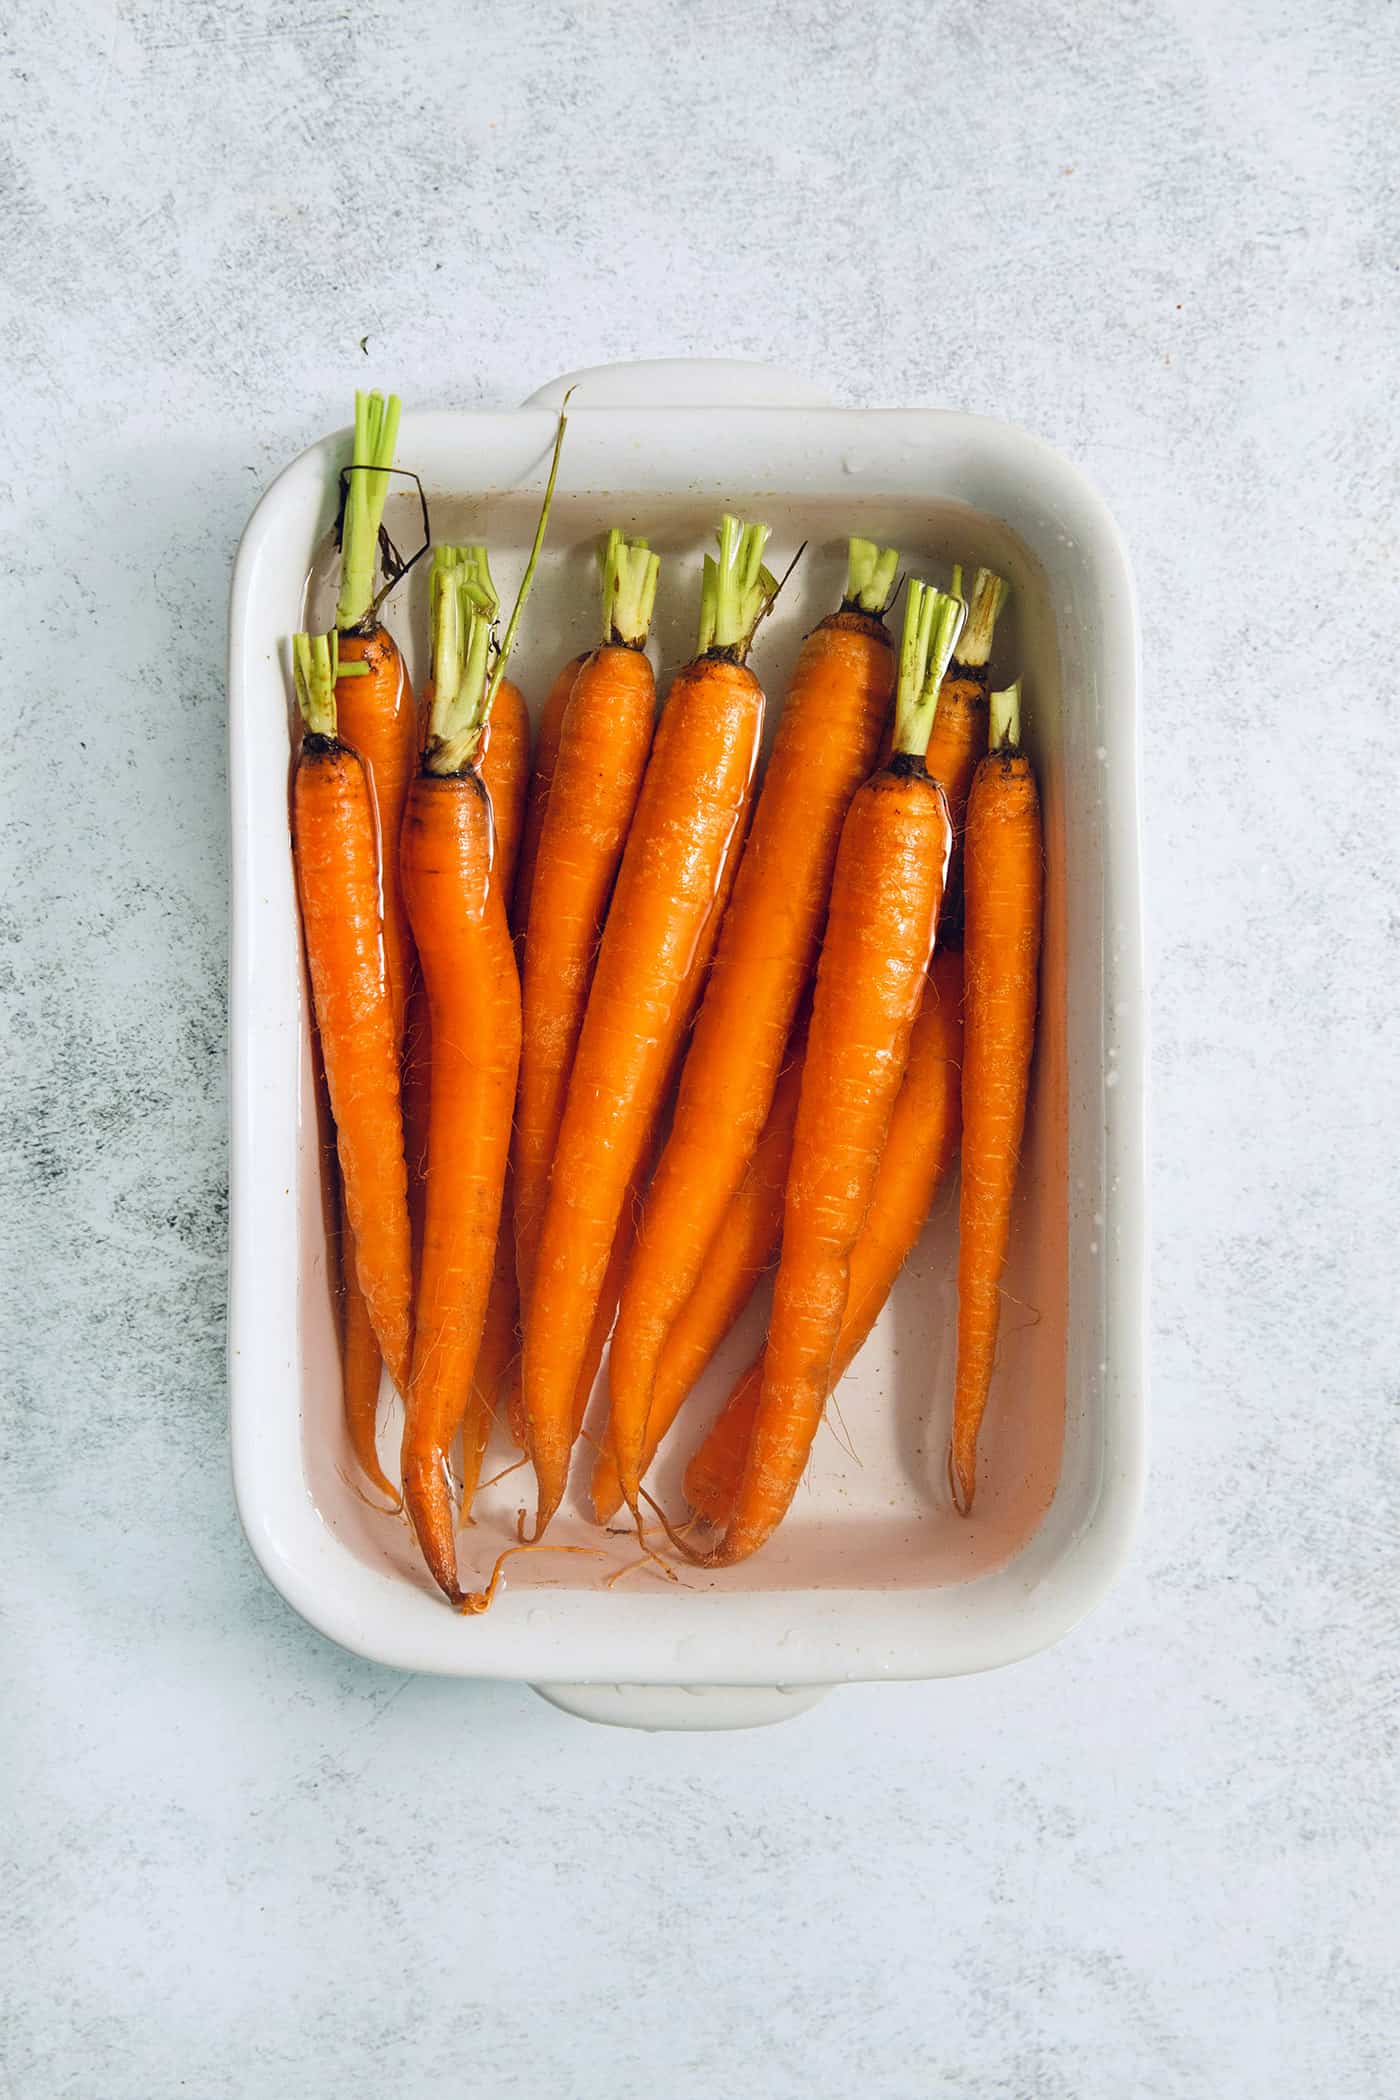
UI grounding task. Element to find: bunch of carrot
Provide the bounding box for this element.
[287,392,1043,1604]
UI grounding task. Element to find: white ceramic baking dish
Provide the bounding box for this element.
[228,359,1146,1731]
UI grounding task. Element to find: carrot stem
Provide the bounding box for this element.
[485,402,570,712]
[956,569,1011,671]
[843,537,900,617]
[335,390,402,633]
[292,631,360,737]
[892,580,966,760]
[989,677,1022,750]
[600,529,660,648]
[697,515,777,659]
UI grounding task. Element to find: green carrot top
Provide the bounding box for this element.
[697,515,778,661]
[892,578,967,759]
[292,630,366,738]
[335,389,402,634]
[600,529,661,649]
[842,537,900,618]
[955,567,1010,671]
[989,678,1023,752]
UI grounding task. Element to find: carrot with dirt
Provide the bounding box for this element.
[949,677,1042,1515]
[707,578,964,1566]
[521,517,777,1537]
[320,391,419,1499]
[604,538,900,1518]
[404,547,531,1194]
[512,532,660,1316]
[590,1017,806,1525]
[398,419,565,1600]
[291,633,413,1399]
[684,941,964,1524]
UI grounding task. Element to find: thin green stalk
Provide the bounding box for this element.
[892,579,968,758]
[335,389,402,633]
[989,678,1023,751]
[696,514,777,659]
[956,568,1010,670]
[484,400,570,714]
[600,528,660,648]
[425,403,569,773]
[843,536,900,616]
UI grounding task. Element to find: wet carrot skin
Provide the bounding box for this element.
[715,756,950,1565]
[591,1025,804,1525]
[606,611,893,1507]
[951,749,1042,1512]
[522,653,765,1531]
[292,736,413,1394]
[333,625,418,1030]
[686,942,964,1526]
[513,642,657,1314]
[400,769,521,1602]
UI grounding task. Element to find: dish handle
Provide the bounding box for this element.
[532,1682,828,1732]
[524,358,834,412]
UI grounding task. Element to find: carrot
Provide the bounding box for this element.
[514,650,589,934]
[604,539,899,1516]
[290,633,413,1395]
[685,942,964,1524]
[399,421,565,1600]
[404,552,529,1260]
[950,677,1042,1514]
[709,579,964,1565]
[590,1017,805,1524]
[521,517,777,1535]
[512,531,660,1318]
[328,391,417,1497]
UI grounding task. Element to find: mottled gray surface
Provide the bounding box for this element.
[2,1,1397,2094]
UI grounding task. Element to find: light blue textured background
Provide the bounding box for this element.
[3,3,1397,2095]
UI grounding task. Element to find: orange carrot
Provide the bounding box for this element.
[441,664,529,1519]
[950,678,1042,1513]
[325,392,417,1494]
[710,579,964,1565]
[605,539,899,1515]
[685,942,964,1524]
[398,424,564,1599]
[476,673,530,906]
[404,553,529,1264]
[290,634,413,1395]
[514,651,589,934]
[513,531,659,1317]
[590,1017,805,1524]
[521,517,777,1535]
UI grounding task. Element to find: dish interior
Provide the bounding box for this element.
[294,486,1071,1599]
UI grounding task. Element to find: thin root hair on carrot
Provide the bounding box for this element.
[459,1542,607,1615]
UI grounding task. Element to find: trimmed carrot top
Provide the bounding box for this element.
[696,515,778,660]
[842,536,901,617]
[893,577,968,759]
[292,630,366,736]
[600,529,661,649]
